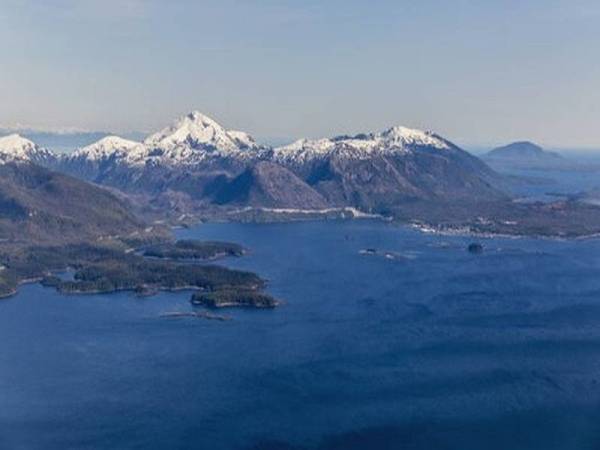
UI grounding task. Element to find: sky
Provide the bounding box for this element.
[1,0,600,149]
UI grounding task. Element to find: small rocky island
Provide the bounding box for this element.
[191,288,279,309]
[467,243,484,254]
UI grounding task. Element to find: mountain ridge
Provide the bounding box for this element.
[53,112,471,169]
[0,134,56,166]
[44,111,505,213]
[4,112,600,237]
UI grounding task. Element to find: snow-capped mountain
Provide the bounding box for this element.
[46,110,505,213]
[62,111,265,172]
[59,112,455,170]
[0,134,55,165]
[53,112,268,193]
[270,125,502,208]
[142,111,263,165]
[67,135,148,168]
[57,135,147,181]
[71,135,145,162]
[274,126,451,163]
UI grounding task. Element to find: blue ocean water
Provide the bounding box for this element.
[2,220,600,449]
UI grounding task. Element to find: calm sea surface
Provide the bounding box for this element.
[2,220,600,449]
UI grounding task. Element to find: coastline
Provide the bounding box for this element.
[0,277,44,300]
[5,214,600,301]
[0,239,271,304]
[172,210,600,242]
[408,222,600,241]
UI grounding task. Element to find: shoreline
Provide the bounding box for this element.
[54,284,206,296]
[408,223,600,242]
[0,237,272,304]
[5,217,599,301]
[0,277,44,300]
[172,212,600,242]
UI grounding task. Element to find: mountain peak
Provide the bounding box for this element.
[139,111,263,166]
[0,133,36,150]
[486,141,562,160]
[511,140,540,148]
[0,133,53,164]
[144,111,248,153]
[186,110,218,124]
[81,135,142,152]
[72,135,144,161]
[379,125,449,148]
[177,111,226,135]
[95,135,141,148]
[275,125,450,162]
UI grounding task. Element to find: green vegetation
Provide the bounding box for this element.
[54,257,261,294]
[0,162,146,245]
[0,267,18,298]
[0,239,277,308]
[0,163,274,304]
[191,288,279,309]
[143,240,245,260]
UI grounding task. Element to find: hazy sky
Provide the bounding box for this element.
[1,0,600,148]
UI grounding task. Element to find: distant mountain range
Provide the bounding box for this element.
[4,112,600,237]
[0,134,56,166]
[0,129,147,153]
[15,111,502,216]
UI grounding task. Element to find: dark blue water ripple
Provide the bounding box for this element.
[2,220,600,449]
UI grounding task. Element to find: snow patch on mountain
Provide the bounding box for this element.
[381,126,450,148]
[274,126,450,163]
[228,130,258,149]
[0,134,54,164]
[126,111,263,166]
[144,111,260,153]
[71,136,145,161]
[55,112,454,172]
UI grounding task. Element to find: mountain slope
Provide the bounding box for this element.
[0,162,144,244]
[271,127,505,210]
[212,161,328,208]
[274,126,451,162]
[59,135,147,181]
[10,112,600,237]
[484,141,565,169]
[51,111,507,216]
[143,111,264,164]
